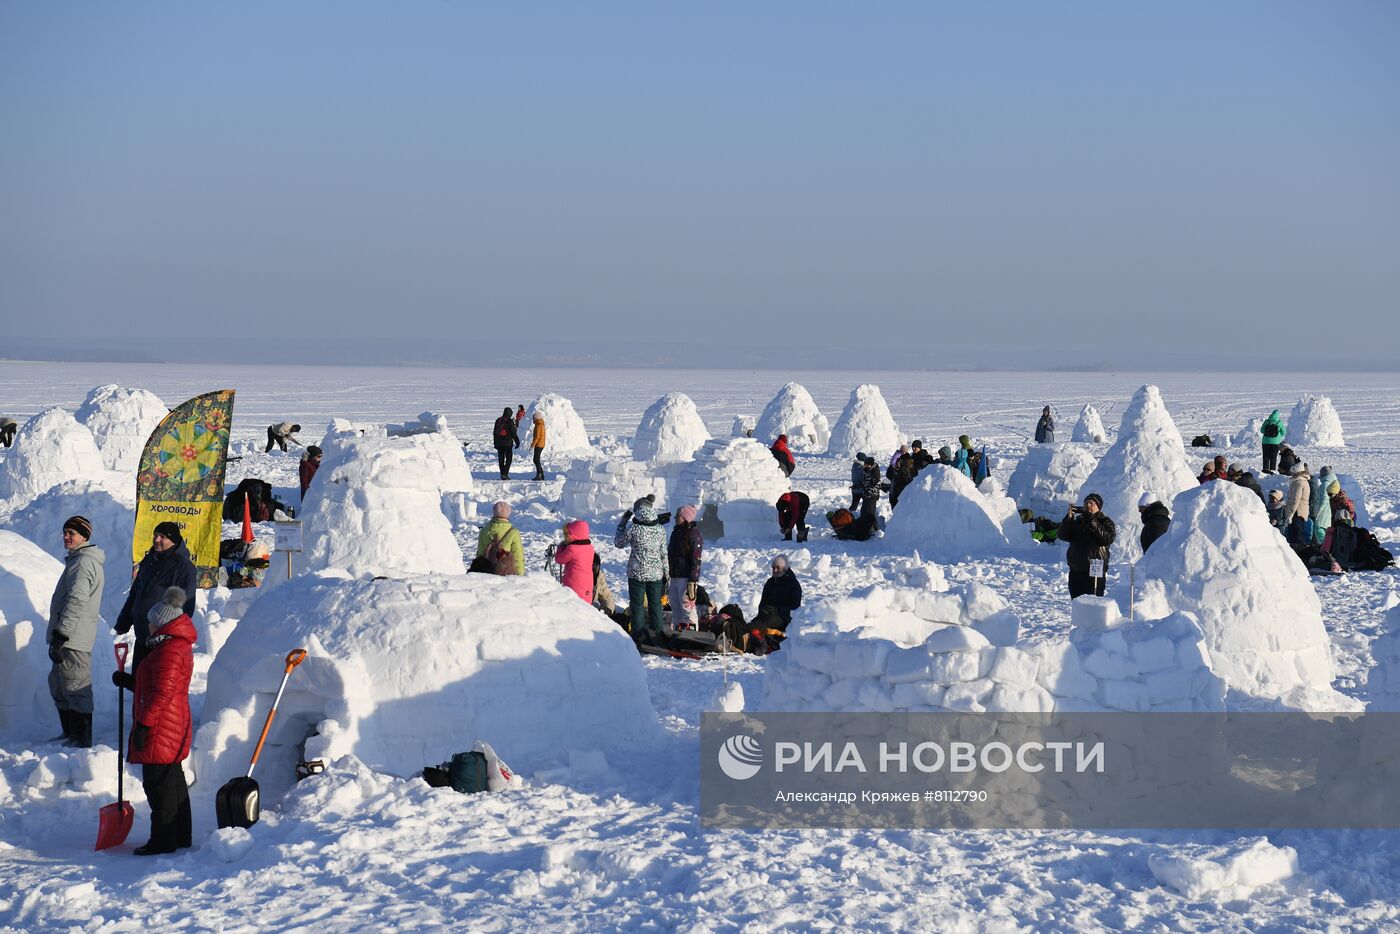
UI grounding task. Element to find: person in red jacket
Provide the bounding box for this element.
[112,586,195,856]
[298,445,322,500]
[553,520,595,603]
[769,435,795,477]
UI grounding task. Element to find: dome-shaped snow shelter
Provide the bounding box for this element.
[731,415,756,438]
[1078,385,1197,562]
[0,531,64,740]
[828,384,901,460]
[1285,396,1345,448]
[884,466,1012,562]
[1230,417,1264,449]
[633,393,711,463]
[192,572,661,808]
[672,438,791,541]
[75,385,168,474]
[0,408,107,510]
[1006,443,1099,520]
[1137,481,1345,706]
[525,393,591,455]
[300,430,469,578]
[754,383,830,452]
[1071,404,1108,443]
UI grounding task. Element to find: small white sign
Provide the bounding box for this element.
[274,520,303,553]
[1088,558,1105,579]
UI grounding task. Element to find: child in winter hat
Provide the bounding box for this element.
[147,587,188,631]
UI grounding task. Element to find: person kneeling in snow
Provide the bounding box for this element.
[553,520,594,603]
[1137,492,1170,554]
[476,502,525,575]
[1059,492,1116,599]
[112,587,194,856]
[668,505,704,630]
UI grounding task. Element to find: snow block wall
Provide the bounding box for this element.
[633,393,711,463]
[192,572,662,805]
[1137,482,1348,707]
[1285,396,1345,448]
[1078,385,1197,562]
[385,411,452,438]
[0,408,108,510]
[762,585,1225,714]
[1006,443,1099,520]
[731,415,756,438]
[0,532,66,739]
[1365,604,1400,711]
[526,393,591,455]
[828,384,901,460]
[1230,417,1264,449]
[884,466,1013,561]
[559,458,671,520]
[1071,404,1107,443]
[74,384,168,474]
[673,438,791,541]
[300,431,468,578]
[754,383,830,452]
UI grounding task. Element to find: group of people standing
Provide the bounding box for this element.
[492,405,546,481]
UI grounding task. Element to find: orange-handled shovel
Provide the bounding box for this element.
[95,643,134,850]
[215,649,308,829]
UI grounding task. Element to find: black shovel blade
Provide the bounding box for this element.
[215,776,261,829]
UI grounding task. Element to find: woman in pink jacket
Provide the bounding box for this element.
[554,520,595,603]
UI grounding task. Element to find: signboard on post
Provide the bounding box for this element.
[274,520,302,580]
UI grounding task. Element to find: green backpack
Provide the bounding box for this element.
[448,751,491,794]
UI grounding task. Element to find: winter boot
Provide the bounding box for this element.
[782,528,792,541]
[64,713,92,748]
[48,709,73,744]
[797,524,809,543]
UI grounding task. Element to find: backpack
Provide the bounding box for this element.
[1347,528,1395,572]
[484,535,516,575]
[1190,435,1213,448]
[448,751,491,793]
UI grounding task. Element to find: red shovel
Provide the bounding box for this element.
[96,642,135,850]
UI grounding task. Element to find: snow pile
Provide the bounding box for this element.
[0,408,108,509]
[1071,404,1108,443]
[633,393,711,463]
[979,477,1029,545]
[1006,443,1099,519]
[385,411,451,438]
[1230,416,1264,449]
[0,532,65,739]
[1365,604,1400,711]
[5,480,136,621]
[1149,838,1298,900]
[526,393,591,454]
[1285,395,1345,448]
[754,383,830,452]
[827,384,900,460]
[730,415,755,437]
[300,431,469,578]
[672,439,790,541]
[74,385,168,474]
[1078,385,1197,562]
[192,572,661,806]
[1137,481,1347,707]
[559,458,670,519]
[883,466,1011,561]
[763,585,1224,714]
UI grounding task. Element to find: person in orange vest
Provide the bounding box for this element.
[529,414,547,481]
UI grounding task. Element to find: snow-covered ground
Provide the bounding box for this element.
[1,362,1398,931]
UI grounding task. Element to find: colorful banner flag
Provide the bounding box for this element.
[132,390,236,588]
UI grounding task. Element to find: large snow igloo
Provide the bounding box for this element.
[828,384,901,459]
[74,384,169,474]
[1071,404,1108,443]
[526,393,591,455]
[1285,395,1345,448]
[1077,385,1197,562]
[1137,481,1356,709]
[0,408,108,510]
[1006,442,1099,520]
[673,438,791,541]
[633,393,711,463]
[884,466,1014,562]
[192,573,662,805]
[754,382,830,452]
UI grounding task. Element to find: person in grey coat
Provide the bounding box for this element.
[615,495,669,645]
[1035,406,1055,443]
[47,516,105,747]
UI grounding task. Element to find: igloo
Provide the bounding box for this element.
[1230,416,1264,449]
[828,384,901,459]
[559,458,670,520]
[1006,443,1099,520]
[74,385,169,474]
[1137,482,1347,706]
[884,466,1012,562]
[979,476,1030,546]
[1071,404,1108,443]
[192,572,661,805]
[731,415,756,438]
[300,430,470,578]
[754,383,830,452]
[1077,385,1197,562]
[1285,396,1345,448]
[0,408,108,509]
[672,438,790,541]
[526,393,591,455]
[633,393,711,463]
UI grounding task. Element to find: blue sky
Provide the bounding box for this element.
[2,2,1396,363]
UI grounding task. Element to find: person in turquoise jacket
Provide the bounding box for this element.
[1260,410,1286,474]
[952,436,973,478]
[1309,467,1336,546]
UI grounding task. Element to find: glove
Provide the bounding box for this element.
[48,639,66,663]
[685,581,697,602]
[112,670,135,690]
[113,618,132,636]
[133,724,150,751]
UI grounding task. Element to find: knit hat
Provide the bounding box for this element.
[1084,493,1104,509]
[307,445,323,458]
[959,435,972,449]
[938,446,952,459]
[1228,463,1242,474]
[677,504,697,523]
[912,440,923,450]
[153,521,182,545]
[855,452,865,462]
[1327,481,1340,495]
[62,515,92,541]
[492,501,511,519]
[147,587,186,630]
[1269,490,1283,501]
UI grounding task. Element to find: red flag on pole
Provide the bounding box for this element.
[241,493,255,544]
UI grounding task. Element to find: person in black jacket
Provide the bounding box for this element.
[1138,492,1171,554]
[492,407,520,479]
[115,522,197,669]
[1231,465,1266,504]
[667,505,704,630]
[1058,493,1116,599]
[759,555,802,630]
[859,457,882,518]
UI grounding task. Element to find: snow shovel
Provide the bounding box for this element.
[95,642,134,850]
[215,648,307,829]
